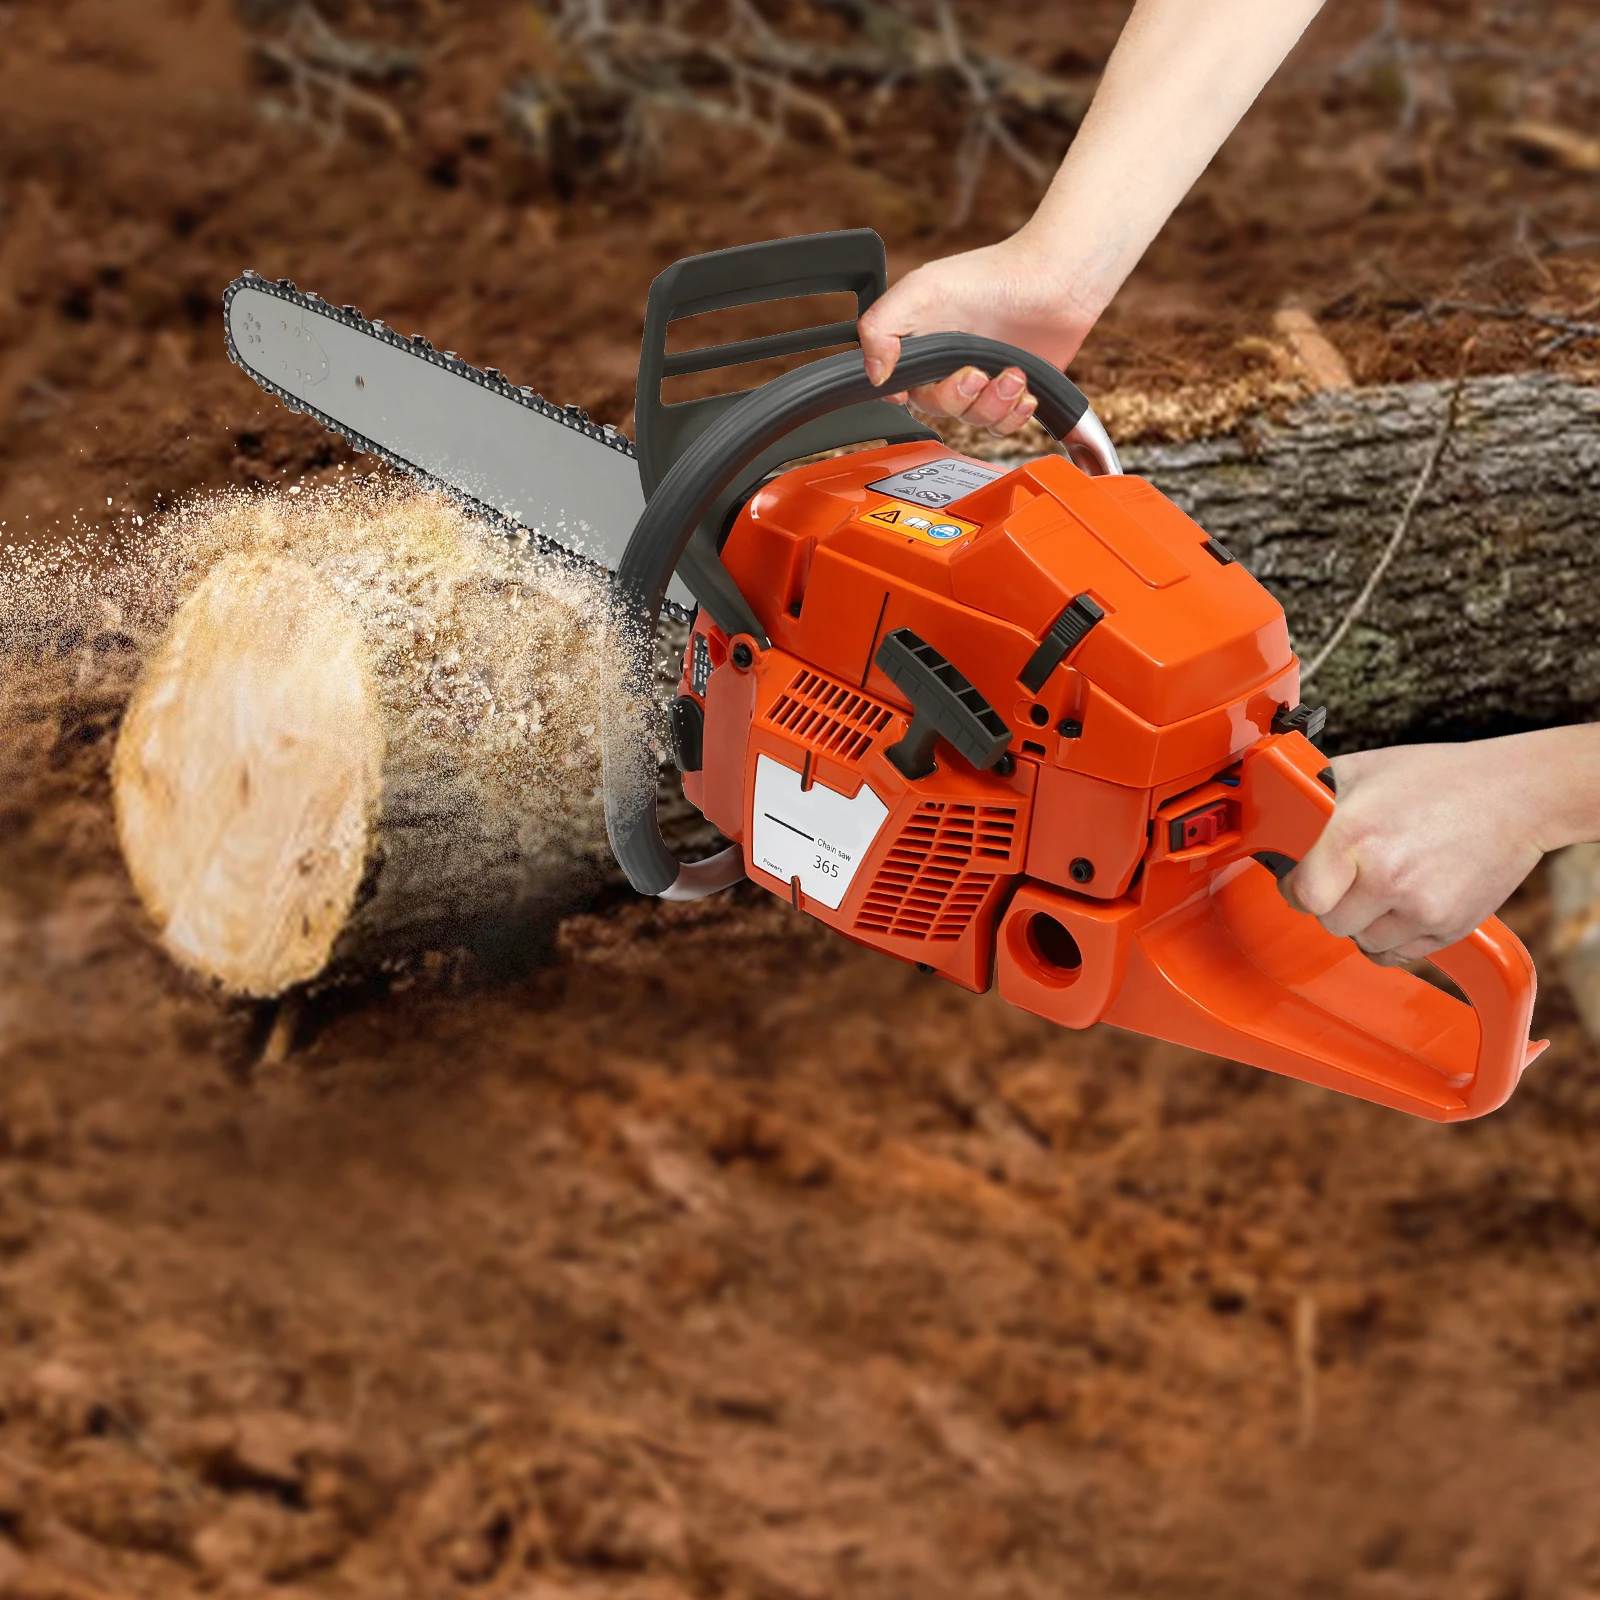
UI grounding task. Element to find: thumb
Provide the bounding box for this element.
[858,269,938,388]
[858,320,901,390]
[1280,826,1358,921]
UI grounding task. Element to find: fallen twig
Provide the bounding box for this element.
[1303,371,1465,687]
[1334,0,1600,143]
[1391,295,1600,354]
[932,0,1048,225]
[1338,0,1425,133]
[275,2,418,80]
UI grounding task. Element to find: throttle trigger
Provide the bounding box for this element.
[1253,851,1298,881]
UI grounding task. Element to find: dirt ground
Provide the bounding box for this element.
[3,1,1600,1597]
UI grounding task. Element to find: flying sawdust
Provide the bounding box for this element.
[1,477,656,994]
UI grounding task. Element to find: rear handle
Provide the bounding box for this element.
[1238,733,1546,1117]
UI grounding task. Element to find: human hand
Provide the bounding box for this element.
[854,0,1333,435]
[856,234,1102,437]
[1281,738,1551,963]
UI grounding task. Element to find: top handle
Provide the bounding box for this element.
[632,230,1121,640]
[635,229,931,496]
[635,231,939,640]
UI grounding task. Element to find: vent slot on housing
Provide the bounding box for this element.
[764,669,894,765]
[854,800,1018,943]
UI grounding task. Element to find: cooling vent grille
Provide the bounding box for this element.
[855,801,1018,943]
[764,669,894,764]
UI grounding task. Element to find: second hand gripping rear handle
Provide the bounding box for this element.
[1238,732,1546,1118]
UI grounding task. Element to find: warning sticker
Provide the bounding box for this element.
[867,456,1002,509]
[860,498,980,547]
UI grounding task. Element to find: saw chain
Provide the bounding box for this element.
[220,271,648,591]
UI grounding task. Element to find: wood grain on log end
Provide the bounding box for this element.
[109,485,629,999]
[113,552,384,997]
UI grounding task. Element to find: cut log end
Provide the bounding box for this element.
[108,484,634,1000]
[113,552,385,997]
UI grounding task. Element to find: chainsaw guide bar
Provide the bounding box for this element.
[221,272,692,617]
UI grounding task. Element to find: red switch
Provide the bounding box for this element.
[1168,801,1232,852]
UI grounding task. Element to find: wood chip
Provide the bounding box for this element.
[1271,307,1354,392]
[1503,121,1600,175]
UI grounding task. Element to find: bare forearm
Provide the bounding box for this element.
[857,0,1328,428]
[1520,723,1600,852]
[1017,0,1329,321]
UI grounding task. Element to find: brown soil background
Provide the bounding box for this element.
[3,2,1600,1597]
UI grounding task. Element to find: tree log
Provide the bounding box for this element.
[1116,373,1600,749]
[111,488,631,998]
[105,375,1600,1002]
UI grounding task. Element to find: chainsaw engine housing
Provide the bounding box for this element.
[680,439,1292,983]
[670,437,1542,1121]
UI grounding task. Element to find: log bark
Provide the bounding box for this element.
[111,489,630,998]
[1115,373,1600,750]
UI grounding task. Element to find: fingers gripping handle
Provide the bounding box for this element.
[1239,734,1545,1118]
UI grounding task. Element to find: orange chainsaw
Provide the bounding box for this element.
[224,230,1545,1120]
[603,234,1546,1122]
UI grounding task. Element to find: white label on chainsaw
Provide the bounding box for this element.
[867,456,1003,510]
[750,755,889,911]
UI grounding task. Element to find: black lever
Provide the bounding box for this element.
[635,230,937,642]
[876,628,1011,779]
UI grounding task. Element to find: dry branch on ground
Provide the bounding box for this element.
[505,0,1094,219]
[244,2,419,144]
[1335,0,1600,140]
[1388,294,1600,357]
